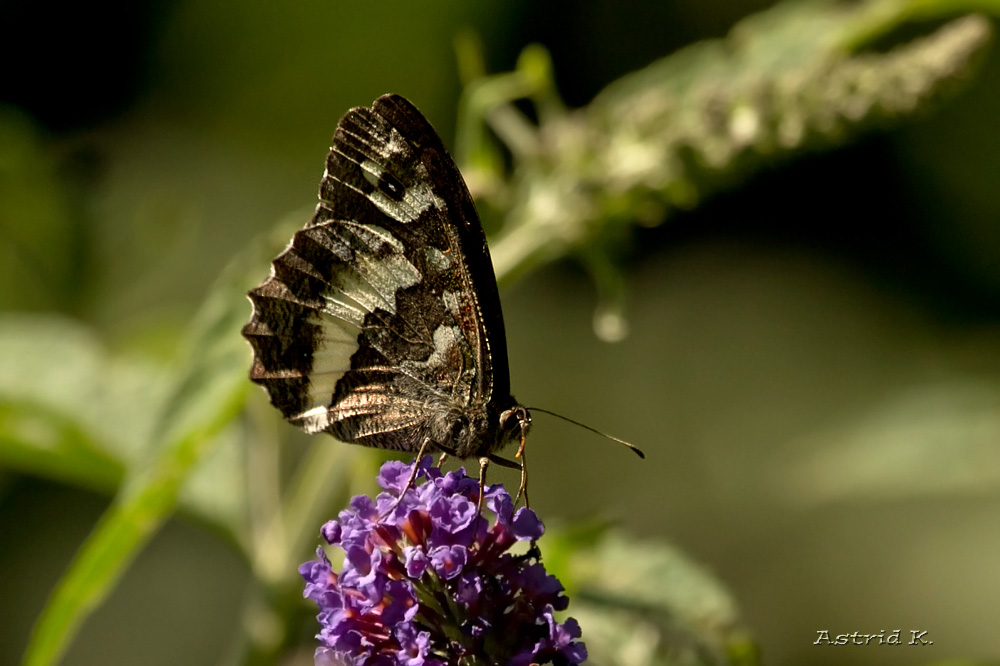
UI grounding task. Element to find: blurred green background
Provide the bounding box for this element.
[2,1,999,665]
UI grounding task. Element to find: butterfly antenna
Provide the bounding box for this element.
[526,407,645,459]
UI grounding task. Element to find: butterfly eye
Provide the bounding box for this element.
[377,171,406,201]
[500,406,530,434]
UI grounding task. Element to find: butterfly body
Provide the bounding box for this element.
[242,95,529,464]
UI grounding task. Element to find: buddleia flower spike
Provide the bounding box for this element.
[300,457,587,666]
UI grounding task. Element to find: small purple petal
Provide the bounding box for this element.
[436,468,479,498]
[300,549,344,613]
[455,571,482,605]
[313,646,340,666]
[394,623,431,666]
[343,545,372,579]
[299,548,330,585]
[510,507,544,540]
[321,520,342,545]
[482,481,507,503]
[508,647,541,666]
[561,638,588,662]
[486,491,514,526]
[324,615,363,653]
[403,545,429,578]
[379,456,433,495]
[514,563,564,598]
[428,544,467,580]
[377,460,413,492]
[553,615,582,643]
[381,579,418,625]
[348,494,378,520]
[428,494,477,539]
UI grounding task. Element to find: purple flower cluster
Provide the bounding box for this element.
[300,457,587,666]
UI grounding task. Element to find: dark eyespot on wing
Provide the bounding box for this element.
[377,170,406,201]
[319,106,444,226]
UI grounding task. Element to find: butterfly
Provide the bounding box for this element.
[241,94,532,501]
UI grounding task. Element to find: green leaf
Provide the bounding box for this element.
[0,314,168,474]
[20,268,251,666]
[547,528,758,666]
[776,380,1000,505]
[0,399,122,493]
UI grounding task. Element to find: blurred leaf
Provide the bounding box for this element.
[0,400,122,493]
[0,309,250,530]
[20,263,251,666]
[0,314,169,471]
[546,529,758,666]
[778,380,1000,505]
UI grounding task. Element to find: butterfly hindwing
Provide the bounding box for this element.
[242,94,519,458]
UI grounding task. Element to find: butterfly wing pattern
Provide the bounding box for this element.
[241,94,529,467]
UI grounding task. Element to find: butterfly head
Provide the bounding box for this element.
[499,403,531,459]
[446,400,530,459]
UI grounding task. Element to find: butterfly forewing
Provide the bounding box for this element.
[242,94,520,459]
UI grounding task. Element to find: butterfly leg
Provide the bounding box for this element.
[514,448,529,509]
[511,413,531,507]
[477,456,490,512]
[379,437,432,520]
[436,452,449,468]
[484,454,529,509]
